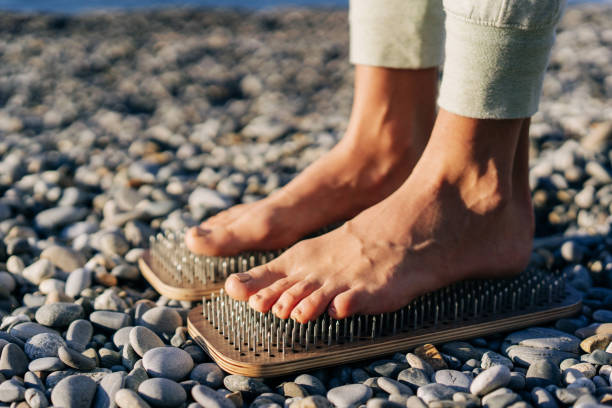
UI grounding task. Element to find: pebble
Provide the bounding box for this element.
[368,360,405,378]
[192,384,234,408]
[570,363,597,378]
[25,388,49,408]
[142,346,194,381]
[366,398,404,408]
[581,350,612,365]
[414,344,447,370]
[376,377,414,396]
[35,302,84,327]
[115,389,152,408]
[397,368,431,390]
[35,206,88,230]
[130,326,165,357]
[25,332,66,359]
[0,378,26,403]
[593,310,612,323]
[138,378,187,408]
[51,374,97,408]
[65,267,93,298]
[58,345,97,370]
[415,383,454,404]
[190,363,224,388]
[327,384,372,408]
[470,365,512,396]
[66,319,94,351]
[223,374,271,394]
[406,353,434,377]
[94,371,126,408]
[434,369,471,392]
[0,271,16,292]
[40,244,86,272]
[580,334,612,353]
[505,327,581,353]
[113,326,135,348]
[0,342,29,377]
[526,359,561,389]
[22,259,55,285]
[138,306,182,335]
[406,395,428,408]
[90,311,133,331]
[29,356,65,372]
[506,345,578,367]
[289,395,333,408]
[482,351,513,370]
[279,382,309,398]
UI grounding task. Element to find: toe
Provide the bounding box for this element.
[185,225,241,256]
[290,287,339,323]
[202,204,248,227]
[271,280,320,320]
[328,289,363,319]
[248,277,296,312]
[224,262,286,301]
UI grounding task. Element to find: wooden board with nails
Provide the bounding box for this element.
[187,284,582,377]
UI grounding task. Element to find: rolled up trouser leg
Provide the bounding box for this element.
[349,0,444,69]
[438,0,567,119]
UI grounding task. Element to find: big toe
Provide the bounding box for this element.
[185,225,239,256]
[225,263,287,301]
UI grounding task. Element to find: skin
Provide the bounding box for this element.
[186,66,535,324]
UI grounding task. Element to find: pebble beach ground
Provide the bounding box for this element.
[1,4,612,408]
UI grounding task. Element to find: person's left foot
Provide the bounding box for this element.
[225,110,535,323]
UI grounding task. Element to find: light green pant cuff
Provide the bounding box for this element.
[437,13,558,119]
[349,0,444,69]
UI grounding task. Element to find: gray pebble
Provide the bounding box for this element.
[530,387,557,408]
[506,345,578,367]
[223,374,271,394]
[592,309,612,323]
[192,384,234,408]
[138,378,187,408]
[508,371,526,390]
[406,353,434,377]
[142,346,194,381]
[25,332,66,359]
[130,326,165,357]
[138,306,183,335]
[434,369,472,392]
[90,311,133,331]
[0,342,29,377]
[29,356,65,372]
[25,388,49,408]
[113,326,135,348]
[289,395,333,408]
[481,351,513,370]
[40,245,86,273]
[0,378,26,403]
[66,319,94,351]
[397,368,431,390]
[93,371,126,408]
[376,377,414,396]
[10,322,57,342]
[505,327,581,353]
[554,387,589,404]
[58,345,97,370]
[190,362,224,388]
[526,359,560,389]
[35,302,84,328]
[51,374,97,408]
[366,398,404,408]
[35,206,88,230]
[581,349,612,365]
[441,342,483,362]
[470,365,511,396]
[416,383,454,404]
[405,395,428,408]
[65,267,92,298]
[294,374,327,396]
[22,259,55,285]
[115,389,152,408]
[327,384,372,408]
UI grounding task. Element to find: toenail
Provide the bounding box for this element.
[234,273,251,282]
[328,304,337,315]
[290,308,301,319]
[194,226,211,236]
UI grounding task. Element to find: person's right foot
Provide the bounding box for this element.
[186,66,438,256]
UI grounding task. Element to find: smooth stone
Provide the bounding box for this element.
[25,388,49,408]
[192,384,234,408]
[567,378,596,393]
[40,245,86,273]
[0,271,16,293]
[0,378,26,403]
[223,374,271,394]
[593,310,612,323]
[58,346,97,371]
[555,387,588,405]
[35,206,88,230]
[563,368,585,385]
[90,311,133,331]
[138,307,182,335]
[100,348,121,368]
[121,343,139,370]
[115,389,151,408]
[441,342,484,362]
[581,350,612,365]
[508,372,526,391]
[189,187,233,210]
[405,395,428,408]
[25,332,66,359]
[560,358,581,371]
[327,384,372,408]
[482,351,513,370]
[580,334,612,353]
[368,360,405,378]
[142,346,194,381]
[570,363,597,378]
[434,369,471,392]
[397,368,431,390]
[190,363,224,388]
[526,359,560,389]
[366,398,404,408]
[138,378,187,408]
[453,392,481,406]
[10,322,57,341]
[66,319,94,351]
[128,327,163,358]
[113,326,135,348]
[504,327,581,353]
[416,383,454,404]
[93,371,126,408]
[65,267,92,298]
[295,374,327,396]
[0,342,29,377]
[278,382,309,398]
[376,377,414,396]
[470,365,512,396]
[289,395,333,408]
[99,232,130,256]
[506,345,578,367]
[22,259,55,285]
[406,353,434,377]
[111,264,140,280]
[29,356,65,372]
[94,289,129,311]
[46,368,111,388]
[126,366,149,391]
[35,302,84,328]
[51,374,97,408]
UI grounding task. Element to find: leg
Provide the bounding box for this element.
[186,0,445,256]
[226,0,565,322]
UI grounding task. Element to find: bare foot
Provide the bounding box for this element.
[185,66,437,256]
[225,109,535,323]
